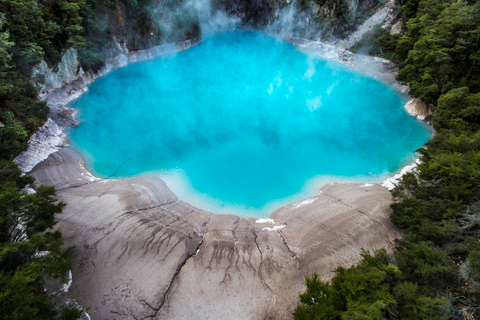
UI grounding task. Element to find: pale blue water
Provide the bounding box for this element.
[70,31,431,217]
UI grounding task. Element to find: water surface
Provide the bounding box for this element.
[70,31,431,217]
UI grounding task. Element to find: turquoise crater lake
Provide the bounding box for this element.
[70,31,431,217]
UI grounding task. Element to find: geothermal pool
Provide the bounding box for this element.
[70,31,431,217]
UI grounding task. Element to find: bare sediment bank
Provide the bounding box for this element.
[17,37,408,319]
[31,147,399,320]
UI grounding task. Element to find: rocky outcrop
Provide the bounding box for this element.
[382,158,420,190]
[32,48,85,96]
[338,0,398,49]
[30,147,399,320]
[214,0,286,27]
[390,19,403,34]
[14,118,69,173]
[215,0,391,42]
[404,97,433,121]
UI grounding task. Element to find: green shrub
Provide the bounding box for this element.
[78,48,105,73]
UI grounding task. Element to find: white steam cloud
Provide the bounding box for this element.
[153,0,241,42]
[184,0,241,37]
[306,96,322,111]
[303,56,316,80]
[266,0,325,40]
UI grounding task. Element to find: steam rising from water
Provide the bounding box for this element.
[184,0,241,36]
[153,0,240,42]
[266,0,324,40]
[155,0,321,42]
[70,31,431,217]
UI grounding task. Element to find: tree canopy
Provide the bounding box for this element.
[296,0,480,318]
[0,0,87,317]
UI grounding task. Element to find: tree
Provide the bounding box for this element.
[394,241,456,289]
[294,250,399,320]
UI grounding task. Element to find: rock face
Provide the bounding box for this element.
[215,0,391,40]
[14,118,69,173]
[338,0,398,49]
[32,48,85,96]
[30,147,399,320]
[390,20,403,34]
[404,97,433,120]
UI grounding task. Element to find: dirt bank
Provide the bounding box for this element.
[31,147,399,319]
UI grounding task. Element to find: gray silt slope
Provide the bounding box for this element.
[31,147,399,320]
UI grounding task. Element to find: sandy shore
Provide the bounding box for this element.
[16,37,411,319]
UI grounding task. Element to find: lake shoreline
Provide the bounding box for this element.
[30,146,400,319]
[16,34,417,319]
[15,32,427,198]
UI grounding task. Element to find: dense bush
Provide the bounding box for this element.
[0,0,205,315]
[0,0,87,317]
[296,0,480,318]
[294,250,450,319]
[350,24,399,58]
[0,159,87,319]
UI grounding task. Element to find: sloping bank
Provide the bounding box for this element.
[15,37,411,319]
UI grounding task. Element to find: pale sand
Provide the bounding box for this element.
[31,147,399,320]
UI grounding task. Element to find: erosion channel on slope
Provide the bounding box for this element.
[19,32,430,319]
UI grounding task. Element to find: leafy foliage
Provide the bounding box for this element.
[0,0,85,71]
[0,0,83,160]
[395,0,480,104]
[79,0,200,71]
[298,0,388,37]
[350,24,399,59]
[0,0,203,316]
[0,159,83,319]
[297,0,480,318]
[0,0,88,317]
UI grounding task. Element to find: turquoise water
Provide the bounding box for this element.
[70,31,431,217]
